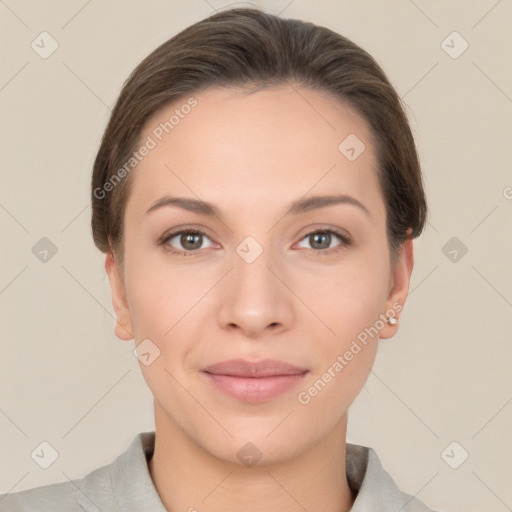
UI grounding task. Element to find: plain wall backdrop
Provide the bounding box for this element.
[1,1,511,511]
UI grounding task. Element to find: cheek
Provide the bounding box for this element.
[297,274,386,413]
[124,266,199,403]
[123,253,218,387]
[125,272,169,342]
[123,237,203,336]
[304,252,390,338]
[298,251,389,386]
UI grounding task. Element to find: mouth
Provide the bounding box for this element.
[201,359,309,403]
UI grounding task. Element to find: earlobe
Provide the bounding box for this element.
[380,235,414,340]
[105,251,134,341]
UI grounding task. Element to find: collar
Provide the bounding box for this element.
[77,431,435,511]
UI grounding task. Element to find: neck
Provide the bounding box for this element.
[148,402,355,512]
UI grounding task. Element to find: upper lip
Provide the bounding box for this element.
[202,359,308,378]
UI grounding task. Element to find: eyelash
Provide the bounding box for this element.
[158,227,352,257]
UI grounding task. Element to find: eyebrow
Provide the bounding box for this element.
[145,194,370,218]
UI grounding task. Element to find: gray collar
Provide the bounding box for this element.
[75,431,436,511]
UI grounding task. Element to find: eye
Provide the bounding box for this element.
[159,229,214,256]
[159,227,351,257]
[296,229,351,254]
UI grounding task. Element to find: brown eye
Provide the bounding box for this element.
[297,229,350,254]
[178,232,203,250]
[160,230,213,255]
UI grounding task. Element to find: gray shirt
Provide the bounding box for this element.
[0,431,440,511]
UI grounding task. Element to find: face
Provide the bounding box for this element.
[106,84,413,465]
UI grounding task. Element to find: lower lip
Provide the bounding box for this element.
[203,372,308,403]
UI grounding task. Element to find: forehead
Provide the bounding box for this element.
[126,84,383,219]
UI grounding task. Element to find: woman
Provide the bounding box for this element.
[0,7,440,512]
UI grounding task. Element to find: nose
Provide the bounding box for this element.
[217,244,294,339]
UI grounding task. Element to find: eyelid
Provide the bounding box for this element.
[291,221,350,242]
[159,223,214,242]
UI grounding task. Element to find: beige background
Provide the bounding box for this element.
[1,1,511,510]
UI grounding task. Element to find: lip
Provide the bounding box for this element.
[202,359,309,403]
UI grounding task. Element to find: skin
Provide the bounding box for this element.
[105,84,414,512]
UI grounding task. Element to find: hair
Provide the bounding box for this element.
[91,7,427,269]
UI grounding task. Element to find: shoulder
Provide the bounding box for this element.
[346,443,441,512]
[0,431,159,512]
[0,462,113,512]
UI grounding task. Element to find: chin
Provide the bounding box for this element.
[193,418,317,468]
[209,437,304,467]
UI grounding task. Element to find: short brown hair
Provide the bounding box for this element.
[91,7,427,267]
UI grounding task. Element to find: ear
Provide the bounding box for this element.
[379,233,414,340]
[105,251,134,341]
